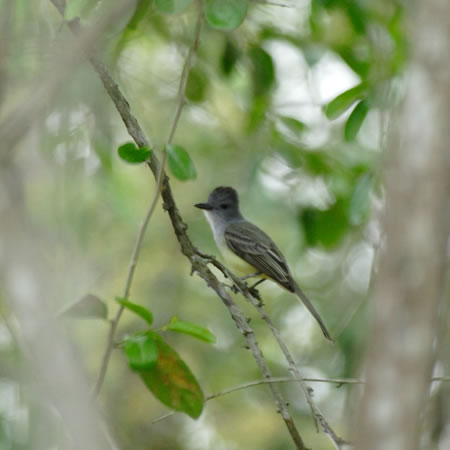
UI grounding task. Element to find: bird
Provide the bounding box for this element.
[195,186,332,341]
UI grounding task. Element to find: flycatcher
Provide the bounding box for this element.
[195,186,332,342]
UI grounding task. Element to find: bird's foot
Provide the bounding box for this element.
[230,284,240,294]
[249,287,264,305]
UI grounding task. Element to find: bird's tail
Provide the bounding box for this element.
[293,282,333,342]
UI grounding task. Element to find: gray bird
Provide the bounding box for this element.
[195,186,332,341]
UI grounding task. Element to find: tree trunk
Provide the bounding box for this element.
[355,0,450,449]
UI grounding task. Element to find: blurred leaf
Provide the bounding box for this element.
[338,48,370,78]
[125,0,152,30]
[118,142,151,164]
[250,46,275,96]
[123,334,159,370]
[205,0,248,31]
[349,173,374,225]
[167,317,216,343]
[271,127,337,174]
[154,0,192,14]
[247,96,270,131]
[300,199,350,248]
[185,66,208,103]
[115,297,154,325]
[221,38,240,76]
[325,83,368,120]
[166,144,197,181]
[347,2,367,34]
[279,116,307,135]
[345,99,369,141]
[140,332,204,419]
[302,150,334,175]
[60,294,107,320]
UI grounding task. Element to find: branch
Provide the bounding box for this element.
[49,1,308,448]
[92,7,204,398]
[0,0,133,153]
[205,256,348,447]
[151,374,450,425]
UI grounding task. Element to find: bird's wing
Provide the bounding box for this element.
[224,221,294,290]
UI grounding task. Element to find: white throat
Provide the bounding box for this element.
[202,210,228,248]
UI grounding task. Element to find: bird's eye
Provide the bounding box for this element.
[220,203,229,209]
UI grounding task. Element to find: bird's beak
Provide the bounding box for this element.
[195,202,213,210]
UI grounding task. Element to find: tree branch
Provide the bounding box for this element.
[151,374,450,425]
[92,6,204,399]
[0,0,133,152]
[49,1,308,448]
[205,256,348,447]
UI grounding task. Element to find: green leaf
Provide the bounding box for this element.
[325,83,368,120]
[154,0,192,14]
[118,142,151,164]
[300,199,350,249]
[123,334,159,371]
[250,47,275,97]
[279,116,307,135]
[166,144,197,181]
[247,96,270,131]
[221,38,240,76]
[349,173,374,225]
[139,332,204,419]
[185,66,208,103]
[344,100,369,141]
[167,317,216,344]
[125,0,153,30]
[60,294,108,320]
[205,0,248,31]
[115,297,153,325]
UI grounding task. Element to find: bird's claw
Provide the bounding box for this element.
[231,284,240,294]
[249,287,263,303]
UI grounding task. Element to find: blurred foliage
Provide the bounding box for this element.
[0,0,409,448]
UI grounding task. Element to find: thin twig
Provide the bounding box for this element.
[91,8,204,398]
[151,374,450,424]
[167,9,203,146]
[92,197,158,397]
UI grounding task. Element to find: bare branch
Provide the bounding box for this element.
[205,256,349,447]
[92,7,204,399]
[189,255,308,449]
[0,0,134,152]
[151,374,450,425]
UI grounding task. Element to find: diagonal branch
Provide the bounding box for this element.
[205,256,348,447]
[92,7,204,398]
[49,1,307,448]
